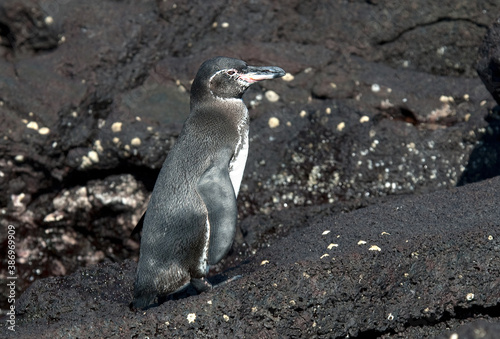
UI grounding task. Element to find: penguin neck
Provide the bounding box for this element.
[191,95,248,124]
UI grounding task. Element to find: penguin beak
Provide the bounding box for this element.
[239,66,286,84]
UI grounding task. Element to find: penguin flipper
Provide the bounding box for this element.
[197,164,238,265]
[130,212,146,238]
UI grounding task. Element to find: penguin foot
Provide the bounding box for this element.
[191,277,213,293]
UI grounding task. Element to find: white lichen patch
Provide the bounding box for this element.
[43,211,64,222]
[439,95,454,103]
[322,230,330,235]
[94,140,103,153]
[369,245,381,251]
[466,293,474,301]
[265,90,280,102]
[327,243,338,250]
[337,122,345,131]
[268,117,280,128]
[221,22,229,28]
[357,240,367,245]
[88,151,99,163]
[282,73,294,82]
[38,127,50,135]
[320,253,329,259]
[44,16,54,25]
[223,314,230,322]
[187,313,196,323]
[27,121,39,130]
[381,232,391,236]
[111,122,122,133]
[131,137,141,146]
[488,235,493,241]
[299,110,307,118]
[260,260,269,266]
[359,116,370,123]
[371,84,380,92]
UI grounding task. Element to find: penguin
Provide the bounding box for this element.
[131,57,285,309]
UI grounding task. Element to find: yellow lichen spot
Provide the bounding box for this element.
[369,245,381,251]
[38,127,50,135]
[187,313,196,323]
[111,122,122,133]
[27,121,39,130]
[131,137,141,146]
[251,307,257,313]
[223,314,230,322]
[282,73,294,82]
[302,272,310,279]
[260,260,269,266]
[299,110,307,118]
[357,240,367,245]
[88,151,99,163]
[268,117,280,129]
[337,122,345,131]
[265,90,280,102]
[320,253,329,259]
[327,243,338,250]
[359,116,370,123]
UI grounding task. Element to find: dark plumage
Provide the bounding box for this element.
[131,57,285,309]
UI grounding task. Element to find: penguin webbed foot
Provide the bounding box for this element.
[190,277,213,293]
[191,275,242,294]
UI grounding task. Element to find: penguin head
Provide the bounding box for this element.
[191,57,285,100]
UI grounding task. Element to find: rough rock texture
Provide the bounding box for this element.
[4,177,500,338]
[1,0,500,337]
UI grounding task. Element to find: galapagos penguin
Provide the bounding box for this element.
[132,57,285,309]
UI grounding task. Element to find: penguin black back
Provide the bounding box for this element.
[132,57,285,309]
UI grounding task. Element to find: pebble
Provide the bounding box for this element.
[111,122,122,133]
[265,90,280,102]
[268,117,280,128]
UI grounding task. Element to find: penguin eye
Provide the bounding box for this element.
[226,70,237,76]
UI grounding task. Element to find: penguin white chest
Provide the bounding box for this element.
[229,117,249,197]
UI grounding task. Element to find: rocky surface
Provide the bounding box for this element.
[4,176,500,338]
[0,0,500,337]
